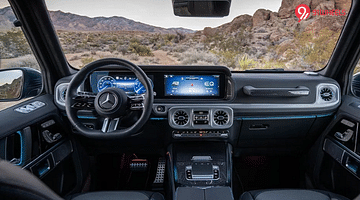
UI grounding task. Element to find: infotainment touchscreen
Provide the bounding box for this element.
[164,75,220,96]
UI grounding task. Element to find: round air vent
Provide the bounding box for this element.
[173,110,189,126]
[320,87,333,101]
[60,88,67,101]
[213,110,229,125]
[352,73,360,97]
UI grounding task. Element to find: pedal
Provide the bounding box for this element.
[129,159,148,172]
[153,157,165,184]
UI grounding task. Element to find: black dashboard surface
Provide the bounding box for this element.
[52,65,342,155]
[55,65,341,115]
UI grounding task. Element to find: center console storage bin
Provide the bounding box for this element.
[172,142,232,187]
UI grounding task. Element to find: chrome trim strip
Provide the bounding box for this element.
[55,83,69,107]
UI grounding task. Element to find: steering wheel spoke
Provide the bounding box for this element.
[128,94,145,110]
[71,92,96,110]
[101,117,121,133]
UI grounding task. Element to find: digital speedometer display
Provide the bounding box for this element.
[164,75,220,96]
[90,71,152,95]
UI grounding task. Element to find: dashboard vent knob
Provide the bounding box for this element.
[214,110,229,125]
[320,87,333,101]
[173,110,189,126]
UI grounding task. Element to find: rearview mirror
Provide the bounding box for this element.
[172,0,231,17]
[0,68,42,101]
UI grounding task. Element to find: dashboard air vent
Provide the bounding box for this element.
[173,110,189,126]
[60,88,67,101]
[320,87,333,101]
[213,110,229,125]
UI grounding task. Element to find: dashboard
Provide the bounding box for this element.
[54,65,342,154]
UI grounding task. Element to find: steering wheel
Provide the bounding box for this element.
[65,58,154,139]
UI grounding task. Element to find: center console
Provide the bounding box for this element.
[167,142,234,200]
[168,106,233,139]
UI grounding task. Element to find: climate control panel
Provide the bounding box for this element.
[168,106,233,129]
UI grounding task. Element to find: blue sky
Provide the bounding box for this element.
[1,0,282,30]
[0,70,22,86]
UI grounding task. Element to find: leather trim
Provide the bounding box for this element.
[239,189,349,200]
[71,191,164,200]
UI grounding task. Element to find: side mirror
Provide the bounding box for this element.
[0,68,42,101]
[172,0,231,17]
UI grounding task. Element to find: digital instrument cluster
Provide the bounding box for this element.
[88,71,225,99]
[90,71,153,95]
[164,75,220,96]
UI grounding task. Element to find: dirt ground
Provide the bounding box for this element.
[66,50,179,69]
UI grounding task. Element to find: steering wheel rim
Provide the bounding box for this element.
[65,58,153,139]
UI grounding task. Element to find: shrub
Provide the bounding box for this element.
[109,44,117,53]
[287,27,340,70]
[178,49,218,65]
[118,45,128,55]
[129,43,153,56]
[212,50,239,69]
[129,54,139,61]
[130,37,140,44]
[80,57,96,68]
[164,34,176,42]
[174,31,186,43]
[149,34,162,44]
[0,29,31,58]
[238,54,257,70]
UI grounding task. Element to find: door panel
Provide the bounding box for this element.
[0,94,81,196]
[313,95,360,198]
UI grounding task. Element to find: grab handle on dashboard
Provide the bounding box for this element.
[243,86,310,97]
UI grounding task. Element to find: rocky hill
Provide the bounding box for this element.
[0,77,22,99]
[0,6,194,34]
[195,0,351,70]
[0,6,16,31]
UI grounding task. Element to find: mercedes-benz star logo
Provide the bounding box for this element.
[99,92,116,109]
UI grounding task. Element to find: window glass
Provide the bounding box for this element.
[0,1,42,111]
[45,0,351,71]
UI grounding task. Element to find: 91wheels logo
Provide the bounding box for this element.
[295,4,310,22]
[295,4,347,22]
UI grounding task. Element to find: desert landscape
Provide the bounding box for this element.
[0,0,355,110]
[0,0,353,71]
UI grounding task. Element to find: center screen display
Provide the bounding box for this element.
[164,75,220,96]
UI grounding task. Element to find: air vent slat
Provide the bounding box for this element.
[214,110,229,126]
[173,110,189,126]
[320,88,333,101]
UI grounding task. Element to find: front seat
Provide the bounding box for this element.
[0,159,164,200]
[239,189,349,200]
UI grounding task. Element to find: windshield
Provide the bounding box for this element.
[37,1,352,70]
